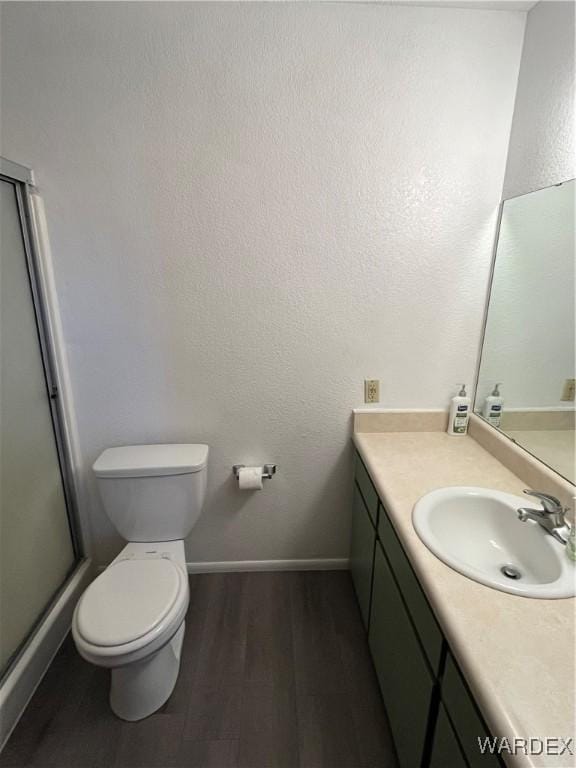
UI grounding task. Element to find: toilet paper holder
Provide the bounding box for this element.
[232,464,277,480]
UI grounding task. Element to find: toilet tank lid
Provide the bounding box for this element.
[93,444,209,478]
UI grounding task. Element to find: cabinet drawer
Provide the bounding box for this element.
[443,655,502,768]
[369,543,434,768]
[378,506,443,674]
[349,486,376,629]
[355,454,379,527]
[429,703,468,768]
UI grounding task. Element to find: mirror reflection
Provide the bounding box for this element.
[475,180,575,484]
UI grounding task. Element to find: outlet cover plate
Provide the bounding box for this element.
[364,379,380,404]
[561,378,575,402]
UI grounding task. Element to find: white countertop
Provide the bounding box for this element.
[353,430,576,768]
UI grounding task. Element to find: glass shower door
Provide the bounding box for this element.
[0,176,78,675]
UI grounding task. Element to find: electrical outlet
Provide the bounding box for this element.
[364,379,380,404]
[561,378,575,401]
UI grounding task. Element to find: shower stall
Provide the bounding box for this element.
[0,157,91,747]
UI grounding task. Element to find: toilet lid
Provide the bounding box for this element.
[76,559,183,647]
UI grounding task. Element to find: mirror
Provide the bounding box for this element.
[475,179,575,484]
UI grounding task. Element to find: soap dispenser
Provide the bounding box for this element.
[448,384,471,435]
[482,383,504,428]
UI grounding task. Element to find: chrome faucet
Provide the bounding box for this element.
[517,490,571,545]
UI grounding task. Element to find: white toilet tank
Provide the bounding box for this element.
[93,444,209,542]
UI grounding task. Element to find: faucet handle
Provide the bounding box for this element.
[523,489,562,514]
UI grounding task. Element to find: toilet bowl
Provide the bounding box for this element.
[72,444,208,721]
[73,541,189,720]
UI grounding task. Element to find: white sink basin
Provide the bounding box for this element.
[413,487,575,599]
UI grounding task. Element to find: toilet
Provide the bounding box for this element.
[72,443,208,721]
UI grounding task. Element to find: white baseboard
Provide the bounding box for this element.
[186,558,349,574]
[0,559,94,752]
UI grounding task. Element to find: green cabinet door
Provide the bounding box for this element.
[349,486,376,629]
[355,455,379,526]
[429,704,468,768]
[378,508,443,675]
[443,655,503,768]
[369,543,434,768]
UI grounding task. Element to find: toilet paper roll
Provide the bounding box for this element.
[238,466,264,490]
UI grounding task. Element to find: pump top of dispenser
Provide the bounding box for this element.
[458,384,467,397]
[490,383,501,397]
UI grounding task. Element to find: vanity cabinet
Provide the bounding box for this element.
[429,704,467,768]
[369,543,434,768]
[378,499,443,674]
[442,655,500,768]
[354,455,379,526]
[349,485,376,629]
[351,452,504,768]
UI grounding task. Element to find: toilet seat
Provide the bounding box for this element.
[73,557,188,667]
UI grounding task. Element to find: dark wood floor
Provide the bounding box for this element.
[1,571,397,768]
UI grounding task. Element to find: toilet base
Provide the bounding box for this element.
[109,621,185,721]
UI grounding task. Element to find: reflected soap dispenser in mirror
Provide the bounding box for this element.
[482,384,503,428]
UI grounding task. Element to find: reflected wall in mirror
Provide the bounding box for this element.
[475,179,575,484]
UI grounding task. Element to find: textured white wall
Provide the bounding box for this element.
[477,180,575,410]
[503,0,576,199]
[1,3,524,565]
